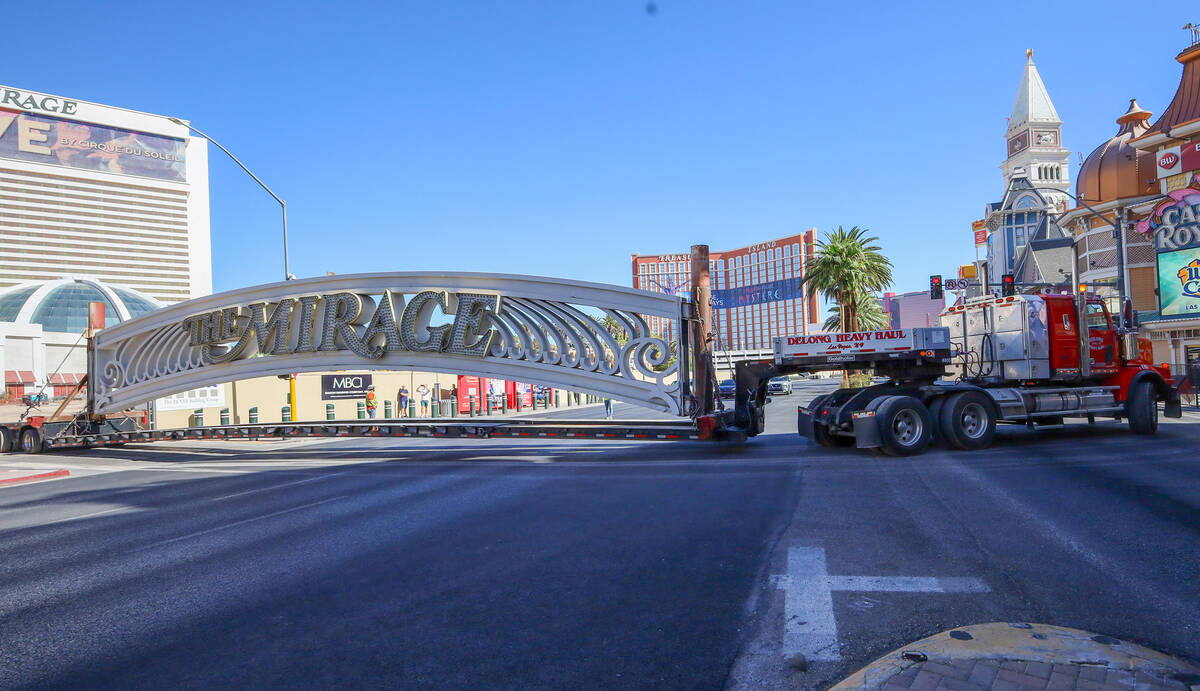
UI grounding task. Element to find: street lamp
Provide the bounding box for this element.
[167,117,293,281]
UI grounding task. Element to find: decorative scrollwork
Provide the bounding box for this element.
[90,273,686,415]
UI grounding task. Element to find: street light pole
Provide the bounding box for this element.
[1047,188,1128,313]
[168,117,292,281]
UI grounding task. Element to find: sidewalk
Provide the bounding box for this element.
[833,623,1199,691]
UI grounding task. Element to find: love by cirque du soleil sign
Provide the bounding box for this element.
[181,290,499,365]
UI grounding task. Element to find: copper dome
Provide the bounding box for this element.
[1075,99,1157,204]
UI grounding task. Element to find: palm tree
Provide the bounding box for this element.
[824,294,889,332]
[803,226,893,333]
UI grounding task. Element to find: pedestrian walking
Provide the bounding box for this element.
[365,384,378,419]
[398,385,409,417]
[604,397,613,419]
[417,384,431,417]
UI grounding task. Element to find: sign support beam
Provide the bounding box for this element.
[691,244,713,417]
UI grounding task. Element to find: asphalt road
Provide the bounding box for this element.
[0,378,1196,689]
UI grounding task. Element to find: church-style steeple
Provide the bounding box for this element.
[1002,49,1070,208]
[1008,49,1062,135]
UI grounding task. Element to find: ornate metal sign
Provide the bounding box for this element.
[90,272,690,416]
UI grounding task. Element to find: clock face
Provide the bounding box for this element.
[1008,131,1030,156]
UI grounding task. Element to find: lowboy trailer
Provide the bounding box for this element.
[708,291,1182,455]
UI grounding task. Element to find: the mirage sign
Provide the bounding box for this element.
[181,290,498,364]
[90,272,688,416]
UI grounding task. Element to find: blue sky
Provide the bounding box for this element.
[6,1,1192,295]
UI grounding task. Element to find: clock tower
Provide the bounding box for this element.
[1002,49,1070,210]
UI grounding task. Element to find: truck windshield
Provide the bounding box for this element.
[1085,302,1109,331]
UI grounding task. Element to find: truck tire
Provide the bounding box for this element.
[20,427,43,454]
[1127,380,1158,435]
[813,422,854,448]
[939,391,996,450]
[0,427,11,454]
[875,396,933,456]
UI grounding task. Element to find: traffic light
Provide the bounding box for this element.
[929,275,943,300]
[1002,273,1016,297]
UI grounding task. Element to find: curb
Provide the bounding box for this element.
[0,469,70,487]
[832,622,1200,690]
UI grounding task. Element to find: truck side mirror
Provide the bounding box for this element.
[1123,298,1137,330]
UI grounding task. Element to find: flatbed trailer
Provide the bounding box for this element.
[0,416,702,454]
[710,318,1181,455]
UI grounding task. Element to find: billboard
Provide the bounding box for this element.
[713,277,803,309]
[321,373,373,400]
[0,107,187,182]
[972,220,987,247]
[1158,247,1200,317]
[156,385,225,411]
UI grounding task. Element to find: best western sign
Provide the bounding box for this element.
[182,290,499,365]
[1156,142,1200,177]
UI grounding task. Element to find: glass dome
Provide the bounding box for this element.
[0,285,38,322]
[0,278,165,333]
[30,284,121,333]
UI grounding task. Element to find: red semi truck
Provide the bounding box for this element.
[714,291,1181,455]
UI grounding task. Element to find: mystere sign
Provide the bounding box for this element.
[712,277,803,309]
[0,108,187,182]
[182,290,499,365]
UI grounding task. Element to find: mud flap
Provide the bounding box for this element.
[1164,394,1182,419]
[852,410,881,449]
[797,408,815,439]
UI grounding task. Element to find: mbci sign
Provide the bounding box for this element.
[321,374,372,400]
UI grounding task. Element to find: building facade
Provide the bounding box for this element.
[883,290,945,329]
[1122,34,1200,372]
[983,51,1073,291]
[631,230,821,351]
[0,85,211,304]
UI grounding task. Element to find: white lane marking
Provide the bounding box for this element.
[210,471,349,501]
[769,545,989,662]
[824,576,990,593]
[38,506,129,526]
[132,495,346,551]
[772,543,840,662]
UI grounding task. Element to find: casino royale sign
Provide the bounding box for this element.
[1151,202,1200,251]
[181,290,499,365]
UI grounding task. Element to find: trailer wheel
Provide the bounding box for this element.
[0,427,11,454]
[20,428,43,454]
[1127,380,1158,435]
[939,392,996,450]
[876,396,932,456]
[813,423,854,448]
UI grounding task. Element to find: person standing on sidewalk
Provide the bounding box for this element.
[365,385,378,419]
[417,384,431,417]
[604,397,613,420]
[398,386,409,417]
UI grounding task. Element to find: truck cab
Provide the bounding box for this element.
[1042,294,1120,379]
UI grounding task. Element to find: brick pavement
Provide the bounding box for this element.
[879,658,1194,691]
